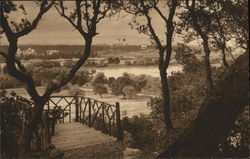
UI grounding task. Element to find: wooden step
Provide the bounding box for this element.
[51,122,117,153]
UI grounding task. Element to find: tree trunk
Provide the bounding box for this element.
[18,99,46,158]
[221,46,229,67]
[160,70,174,130]
[189,6,214,93]
[203,38,214,93]
[158,53,249,158]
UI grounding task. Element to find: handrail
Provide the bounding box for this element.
[50,95,117,108]
[47,94,123,140]
[12,94,123,145]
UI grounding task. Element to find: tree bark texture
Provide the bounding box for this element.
[160,69,174,130]
[18,100,46,158]
[187,0,214,93]
[202,37,214,93]
[221,45,229,67]
[158,53,249,158]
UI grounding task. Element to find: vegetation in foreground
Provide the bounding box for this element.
[0,0,248,158]
[122,54,249,157]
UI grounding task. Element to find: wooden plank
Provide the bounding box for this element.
[51,123,116,153]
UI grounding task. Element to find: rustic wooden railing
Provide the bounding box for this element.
[46,95,78,123]
[46,94,123,140]
[15,95,52,150]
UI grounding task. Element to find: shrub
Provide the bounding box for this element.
[92,72,107,86]
[71,71,92,86]
[122,115,187,156]
[93,83,108,98]
[64,60,75,68]
[125,60,132,65]
[90,69,96,74]
[31,60,61,68]
[122,115,165,152]
[109,73,146,97]
[122,85,136,99]
[108,57,120,64]
[96,60,108,67]
[0,91,30,158]
[0,75,24,89]
[218,105,249,157]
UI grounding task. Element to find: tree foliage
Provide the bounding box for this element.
[109,73,146,97]
[122,85,136,99]
[0,90,32,158]
[159,53,249,158]
[93,83,108,98]
[92,72,107,86]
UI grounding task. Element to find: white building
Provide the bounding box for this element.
[141,44,148,49]
[45,50,59,55]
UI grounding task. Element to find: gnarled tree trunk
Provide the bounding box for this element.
[18,98,46,158]
[158,53,249,158]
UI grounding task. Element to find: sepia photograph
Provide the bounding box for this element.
[0,0,249,158]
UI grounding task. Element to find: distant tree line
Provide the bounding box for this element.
[0,44,145,60]
[125,57,159,66]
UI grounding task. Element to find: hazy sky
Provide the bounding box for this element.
[1,1,178,45]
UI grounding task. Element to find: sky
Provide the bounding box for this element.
[1,1,177,45]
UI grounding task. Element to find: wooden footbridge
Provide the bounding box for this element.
[46,94,123,156]
[15,94,123,157]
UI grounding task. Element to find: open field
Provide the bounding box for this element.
[89,64,182,78]
[4,64,183,118]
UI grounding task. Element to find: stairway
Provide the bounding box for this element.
[52,122,117,157]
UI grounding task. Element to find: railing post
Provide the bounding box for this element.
[79,98,82,123]
[75,95,79,122]
[46,111,51,144]
[48,100,50,112]
[88,99,92,127]
[115,102,123,141]
[102,104,105,131]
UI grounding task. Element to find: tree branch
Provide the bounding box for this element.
[89,0,101,36]
[96,2,112,24]
[83,0,90,31]
[55,0,87,37]
[76,0,83,29]
[43,40,92,98]
[0,5,15,41]
[153,2,168,24]
[1,51,27,73]
[15,0,55,38]
[164,0,178,69]
[140,0,163,50]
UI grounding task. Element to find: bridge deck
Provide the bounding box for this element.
[52,122,117,153]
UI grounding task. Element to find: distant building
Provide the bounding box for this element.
[26,48,36,55]
[17,48,37,56]
[141,44,148,49]
[45,50,59,55]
